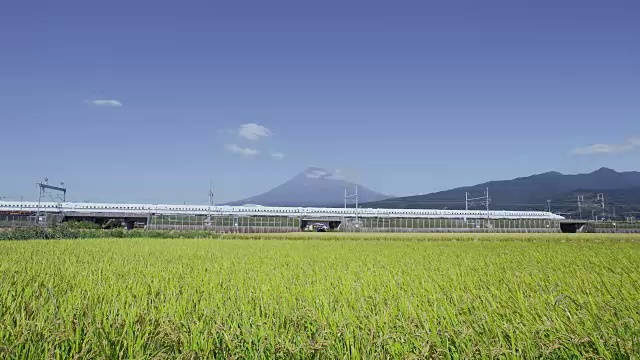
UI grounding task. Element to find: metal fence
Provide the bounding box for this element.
[148,215,640,233]
[147,215,565,233]
[0,215,36,228]
[0,214,65,229]
[146,215,300,233]
[3,213,639,233]
[588,221,640,233]
[340,218,562,233]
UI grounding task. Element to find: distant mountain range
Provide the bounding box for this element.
[225,167,392,207]
[364,168,640,219]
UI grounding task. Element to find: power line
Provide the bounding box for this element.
[597,193,605,219]
[577,195,584,219]
[465,188,490,220]
[36,178,66,226]
[345,185,359,225]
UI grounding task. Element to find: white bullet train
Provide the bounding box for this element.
[0,201,565,220]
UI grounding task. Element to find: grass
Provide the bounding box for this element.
[1,233,639,358]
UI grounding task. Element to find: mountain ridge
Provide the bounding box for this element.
[363,168,640,218]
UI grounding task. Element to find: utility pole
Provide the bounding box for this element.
[344,189,347,209]
[36,178,66,225]
[485,187,489,221]
[597,193,605,220]
[344,185,360,227]
[208,180,214,207]
[37,179,66,202]
[355,185,359,225]
[207,180,214,227]
[463,191,469,222]
[547,200,551,213]
[465,188,491,223]
[355,185,358,211]
[465,192,468,211]
[577,195,584,219]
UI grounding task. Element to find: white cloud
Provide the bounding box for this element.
[304,168,342,179]
[572,144,631,155]
[224,144,259,156]
[305,169,330,179]
[88,99,122,107]
[238,123,272,140]
[572,137,640,155]
[271,152,284,160]
[628,137,640,146]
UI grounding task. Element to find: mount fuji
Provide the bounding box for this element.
[225,167,392,207]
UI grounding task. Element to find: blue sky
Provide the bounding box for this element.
[1,0,638,204]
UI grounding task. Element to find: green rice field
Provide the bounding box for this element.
[1,233,639,358]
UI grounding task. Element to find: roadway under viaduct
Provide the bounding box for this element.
[559,220,590,233]
[300,218,342,231]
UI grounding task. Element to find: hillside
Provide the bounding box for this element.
[364,168,640,219]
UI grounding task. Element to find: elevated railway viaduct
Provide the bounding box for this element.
[0,200,572,232]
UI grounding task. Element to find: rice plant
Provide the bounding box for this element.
[0,234,639,358]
